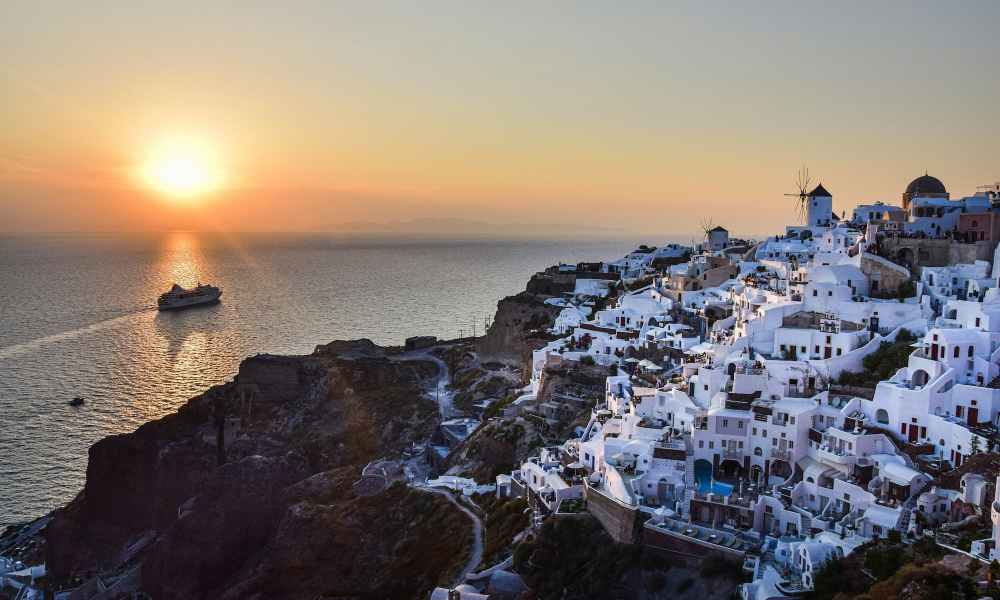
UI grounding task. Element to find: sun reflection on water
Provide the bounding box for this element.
[157,232,206,289]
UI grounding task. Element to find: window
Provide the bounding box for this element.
[723,419,729,427]
[969,346,974,357]
[709,441,714,449]
[699,440,704,448]
[813,290,818,297]
[836,348,843,356]
[790,417,796,425]
[954,346,960,358]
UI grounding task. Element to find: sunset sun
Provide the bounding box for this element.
[140,138,223,199]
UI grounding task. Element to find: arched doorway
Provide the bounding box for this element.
[694,459,713,492]
[719,459,744,482]
[875,409,889,425]
[770,460,793,484]
[897,248,915,269]
[912,369,930,388]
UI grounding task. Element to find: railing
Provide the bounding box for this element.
[723,448,744,459]
[770,448,791,460]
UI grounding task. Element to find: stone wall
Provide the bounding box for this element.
[583,483,639,544]
[881,238,994,270]
[860,253,910,296]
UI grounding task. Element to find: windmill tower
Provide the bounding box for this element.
[784,165,813,226]
[700,218,727,252]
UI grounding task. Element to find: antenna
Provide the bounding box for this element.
[784,165,813,225]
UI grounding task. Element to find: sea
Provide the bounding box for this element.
[0,232,638,528]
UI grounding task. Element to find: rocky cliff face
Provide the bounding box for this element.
[46,339,468,599]
[477,291,560,366]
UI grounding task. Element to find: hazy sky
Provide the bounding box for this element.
[3,1,999,237]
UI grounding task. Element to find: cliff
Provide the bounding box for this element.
[45,339,470,599]
[476,291,561,366]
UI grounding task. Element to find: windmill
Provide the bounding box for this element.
[784,165,813,225]
[700,217,717,249]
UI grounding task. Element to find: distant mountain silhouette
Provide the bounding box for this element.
[314,217,626,238]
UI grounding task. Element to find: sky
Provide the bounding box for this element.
[2,1,999,238]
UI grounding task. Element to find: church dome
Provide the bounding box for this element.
[905,174,947,197]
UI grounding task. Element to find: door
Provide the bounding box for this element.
[908,423,919,443]
[968,407,979,425]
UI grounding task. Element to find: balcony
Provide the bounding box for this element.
[723,448,744,460]
[770,448,791,461]
[817,445,852,465]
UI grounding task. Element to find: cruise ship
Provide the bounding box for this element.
[157,283,222,311]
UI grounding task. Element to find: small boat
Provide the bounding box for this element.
[157,283,222,311]
[69,397,85,407]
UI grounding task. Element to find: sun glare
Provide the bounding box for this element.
[140,138,223,199]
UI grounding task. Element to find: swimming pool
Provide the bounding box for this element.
[693,460,734,496]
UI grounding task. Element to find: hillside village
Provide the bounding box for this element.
[8,175,1000,600]
[460,175,1000,599]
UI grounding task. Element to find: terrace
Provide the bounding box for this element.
[646,516,760,553]
[781,311,864,332]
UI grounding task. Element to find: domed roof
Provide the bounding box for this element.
[905,174,946,196]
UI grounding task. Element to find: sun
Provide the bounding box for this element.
[140,137,223,199]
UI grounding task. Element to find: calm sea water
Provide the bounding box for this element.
[0,232,635,527]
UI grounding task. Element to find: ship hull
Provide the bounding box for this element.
[157,291,222,311]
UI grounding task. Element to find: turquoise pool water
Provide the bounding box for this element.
[693,460,734,496]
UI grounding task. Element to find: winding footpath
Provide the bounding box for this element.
[418,487,484,585]
[391,348,454,418]
[391,347,484,583]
